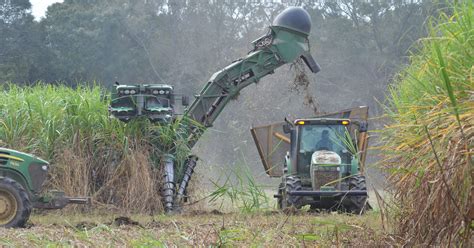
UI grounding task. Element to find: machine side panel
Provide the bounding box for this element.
[250,122,290,177]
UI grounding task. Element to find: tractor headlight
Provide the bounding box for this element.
[41,165,48,171]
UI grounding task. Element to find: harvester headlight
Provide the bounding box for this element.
[153,90,159,95]
[119,90,124,94]
[124,90,130,94]
[41,165,48,171]
[297,121,305,125]
[130,90,136,94]
[342,120,350,125]
[165,91,169,94]
[159,90,165,95]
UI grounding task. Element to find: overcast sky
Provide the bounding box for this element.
[30,0,63,20]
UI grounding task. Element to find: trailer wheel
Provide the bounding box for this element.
[343,175,371,214]
[0,177,32,228]
[281,176,302,209]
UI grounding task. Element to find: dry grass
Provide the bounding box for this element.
[48,140,165,214]
[380,2,473,246]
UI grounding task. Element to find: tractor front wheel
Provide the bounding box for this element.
[342,175,371,214]
[280,176,302,210]
[0,177,31,228]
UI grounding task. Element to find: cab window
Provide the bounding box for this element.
[297,124,352,172]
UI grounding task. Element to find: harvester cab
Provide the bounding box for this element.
[0,148,90,228]
[251,106,371,213]
[108,83,189,123]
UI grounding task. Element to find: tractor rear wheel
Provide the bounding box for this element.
[0,177,32,228]
[280,176,302,209]
[342,175,371,214]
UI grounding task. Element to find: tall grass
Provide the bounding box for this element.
[0,83,189,213]
[380,2,473,246]
[209,165,271,213]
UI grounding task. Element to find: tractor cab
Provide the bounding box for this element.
[290,119,365,192]
[109,84,189,123]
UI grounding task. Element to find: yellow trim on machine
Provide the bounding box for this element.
[0,154,24,162]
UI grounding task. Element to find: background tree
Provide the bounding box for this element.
[0,0,50,82]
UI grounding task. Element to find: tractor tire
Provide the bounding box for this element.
[281,176,303,209]
[0,177,32,228]
[342,175,371,214]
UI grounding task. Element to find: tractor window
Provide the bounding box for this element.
[297,124,353,171]
[299,124,346,152]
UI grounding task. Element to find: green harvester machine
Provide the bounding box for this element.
[108,7,321,213]
[251,107,372,213]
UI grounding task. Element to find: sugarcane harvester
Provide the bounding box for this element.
[109,7,320,212]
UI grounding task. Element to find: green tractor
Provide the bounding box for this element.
[0,148,89,227]
[251,106,371,213]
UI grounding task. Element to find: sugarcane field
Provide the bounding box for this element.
[0,0,472,247]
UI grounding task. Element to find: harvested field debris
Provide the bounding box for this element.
[291,58,320,115]
[0,212,385,247]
